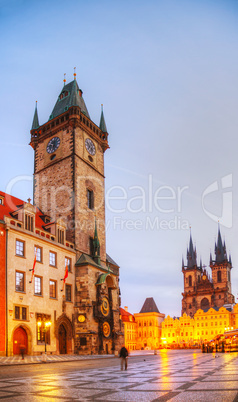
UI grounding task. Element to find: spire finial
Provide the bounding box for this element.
[63,73,66,86]
[101,104,103,112]
[74,67,76,80]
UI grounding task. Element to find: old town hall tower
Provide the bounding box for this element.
[182,227,235,317]
[30,75,123,354]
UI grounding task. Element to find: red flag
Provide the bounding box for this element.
[61,262,69,291]
[29,253,36,283]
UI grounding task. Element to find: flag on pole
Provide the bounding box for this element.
[29,252,36,283]
[61,261,69,291]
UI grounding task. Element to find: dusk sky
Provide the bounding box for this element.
[1,0,238,316]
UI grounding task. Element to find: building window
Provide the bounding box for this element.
[228,271,230,282]
[34,276,42,296]
[16,271,25,292]
[188,275,192,286]
[87,189,94,210]
[217,270,222,282]
[14,306,27,320]
[66,284,72,302]
[219,295,221,299]
[35,246,42,262]
[58,229,64,245]
[49,280,56,299]
[49,251,56,267]
[16,240,24,257]
[25,214,34,232]
[65,257,71,272]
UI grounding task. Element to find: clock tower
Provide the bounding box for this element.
[30,76,123,354]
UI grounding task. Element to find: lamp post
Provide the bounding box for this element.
[37,319,52,360]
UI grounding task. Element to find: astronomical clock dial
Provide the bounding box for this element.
[101,297,110,316]
[78,315,86,323]
[85,138,96,156]
[46,137,60,154]
[103,322,111,338]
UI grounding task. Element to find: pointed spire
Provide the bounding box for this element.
[229,253,232,266]
[63,73,66,86]
[186,229,197,268]
[215,224,227,263]
[99,104,107,133]
[182,256,184,270]
[31,101,39,130]
[199,258,202,270]
[210,250,213,265]
[93,217,100,265]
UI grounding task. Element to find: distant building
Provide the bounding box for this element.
[120,307,137,351]
[134,298,165,350]
[161,305,238,347]
[182,227,235,317]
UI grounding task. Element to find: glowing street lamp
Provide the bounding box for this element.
[37,320,52,355]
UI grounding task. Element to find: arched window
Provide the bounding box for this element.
[217,271,221,283]
[188,275,192,286]
[201,298,210,310]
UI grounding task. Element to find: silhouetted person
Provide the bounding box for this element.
[119,345,128,370]
[20,344,25,360]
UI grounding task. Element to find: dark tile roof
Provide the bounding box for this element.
[50,80,90,120]
[139,297,160,314]
[106,253,119,267]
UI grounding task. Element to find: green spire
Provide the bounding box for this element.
[99,104,107,133]
[49,79,90,120]
[93,217,100,265]
[31,101,39,129]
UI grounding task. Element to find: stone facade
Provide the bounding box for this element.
[30,78,123,355]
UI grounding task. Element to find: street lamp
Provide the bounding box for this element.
[37,320,52,357]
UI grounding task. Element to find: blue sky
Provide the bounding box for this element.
[1,0,238,316]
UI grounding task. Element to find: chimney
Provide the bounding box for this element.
[124,306,128,312]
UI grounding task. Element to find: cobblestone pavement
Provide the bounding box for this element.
[0,350,238,401]
[0,354,112,366]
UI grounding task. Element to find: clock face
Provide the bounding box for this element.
[78,315,85,323]
[103,322,111,338]
[101,297,110,316]
[47,137,60,154]
[85,138,96,156]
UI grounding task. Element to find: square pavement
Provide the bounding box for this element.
[0,350,238,401]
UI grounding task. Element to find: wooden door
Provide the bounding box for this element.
[59,324,67,354]
[13,327,28,355]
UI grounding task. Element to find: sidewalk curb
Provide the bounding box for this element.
[0,355,117,367]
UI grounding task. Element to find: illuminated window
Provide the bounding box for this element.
[14,305,27,320]
[34,276,42,296]
[49,280,56,298]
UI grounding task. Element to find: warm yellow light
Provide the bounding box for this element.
[45,321,52,327]
[37,321,42,327]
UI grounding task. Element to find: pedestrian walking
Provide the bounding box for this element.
[119,345,128,370]
[19,344,25,360]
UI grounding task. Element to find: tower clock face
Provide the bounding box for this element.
[85,138,96,156]
[101,297,110,316]
[46,137,60,154]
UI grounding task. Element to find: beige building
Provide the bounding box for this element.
[1,193,75,356]
[120,307,137,351]
[134,298,165,350]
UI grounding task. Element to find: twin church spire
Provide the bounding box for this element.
[183,225,232,270]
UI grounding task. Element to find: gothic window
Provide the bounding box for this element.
[188,275,192,286]
[58,229,64,245]
[217,270,222,282]
[189,304,192,309]
[49,251,56,267]
[14,305,27,320]
[228,271,230,282]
